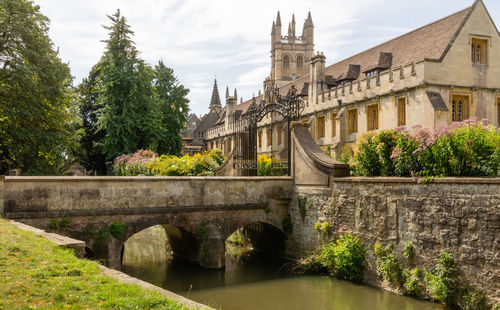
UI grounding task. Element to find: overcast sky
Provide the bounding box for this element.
[36,0,499,117]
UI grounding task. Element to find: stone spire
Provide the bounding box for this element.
[209,79,222,110]
[271,21,275,34]
[291,14,296,37]
[234,88,238,100]
[225,86,230,99]
[304,11,313,27]
[276,11,281,26]
[288,22,292,37]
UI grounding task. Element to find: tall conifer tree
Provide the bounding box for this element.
[97,10,163,159]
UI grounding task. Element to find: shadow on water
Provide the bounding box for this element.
[122,248,448,310]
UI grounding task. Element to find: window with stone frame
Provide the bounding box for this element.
[258,130,262,148]
[451,94,470,122]
[366,104,379,131]
[471,38,488,65]
[331,112,338,137]
[266,128,272,147]
[397,96,406,126]
[297,55,304,72]
[316,115,325,140]
[283,55,290,77]
[348,109,358,134]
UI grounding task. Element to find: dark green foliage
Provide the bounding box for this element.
[78,10,190,166]
[49,219,59,230]
[59,217,71,228]
[76,64,107,175]
[297,194,308,220]
[153,61,189,156]
[108,222,126,239]
[282,214,293,234]
[0,0,78,175]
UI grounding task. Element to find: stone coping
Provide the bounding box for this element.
[3,176,293,182]
[332,177,500,184]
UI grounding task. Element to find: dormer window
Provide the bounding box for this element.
[366,70,379,78]
[471,38,487,65]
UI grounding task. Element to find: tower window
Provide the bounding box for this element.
[283,55,290,77]
[297,55,303,70]
[471,38,487,65]
[266,128,272,147]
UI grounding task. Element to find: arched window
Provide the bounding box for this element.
[283,55,290,77]
[297,55,303,70]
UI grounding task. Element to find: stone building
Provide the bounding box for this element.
[204,0,500,159]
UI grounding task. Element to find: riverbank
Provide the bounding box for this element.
[0,219,208,309]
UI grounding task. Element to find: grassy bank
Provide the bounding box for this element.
[0,219,200,309]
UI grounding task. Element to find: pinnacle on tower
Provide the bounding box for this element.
[271,21,275,34]
[240,97,243,104]
[292,14,296,36]
[209,79,222,109]
[288,22,292,37]
[304,11,313,27]
[276,11,281,26]
[225,86,230,99]
[234,88,238,100]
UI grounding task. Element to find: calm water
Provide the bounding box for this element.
[122,250,448,310]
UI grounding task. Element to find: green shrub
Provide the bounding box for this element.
[49,219,59,230]
[59,217,71,228]
[108,222,126,239]
[402,241,414,259]
[404,268,423,297]
[456,286,489,310]
[321,222,331,234]
[314,222,322,232]
[350,120,500,177]
[425,252,458,304]
[374,242,405,286]
[328,233,366,283]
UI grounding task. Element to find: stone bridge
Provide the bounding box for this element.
[0,176,294,269]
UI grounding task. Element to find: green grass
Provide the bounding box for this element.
[0,219,200,309]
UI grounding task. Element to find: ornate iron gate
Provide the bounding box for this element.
[232,82,304,176]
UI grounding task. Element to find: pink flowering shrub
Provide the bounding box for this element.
[351,119,499,177]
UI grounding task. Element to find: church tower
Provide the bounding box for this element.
[271,11,315,87]
[209,79,222,114]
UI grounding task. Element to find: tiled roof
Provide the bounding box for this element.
[426,91,449,111]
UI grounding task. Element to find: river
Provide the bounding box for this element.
[122,247,448,310]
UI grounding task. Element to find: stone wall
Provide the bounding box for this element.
[290,177,500,302]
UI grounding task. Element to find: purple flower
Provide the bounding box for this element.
[391,147,402,160]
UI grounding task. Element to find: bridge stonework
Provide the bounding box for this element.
[1,176,293,269]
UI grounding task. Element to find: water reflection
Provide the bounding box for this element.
[122,248,448,310]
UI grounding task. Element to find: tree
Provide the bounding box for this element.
[76,63,107,175]
[0,0,77,175]
[97,10,164,160]
[154,61,189,155]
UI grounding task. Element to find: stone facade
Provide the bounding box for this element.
[204,0,500,159]
[290,178,500,302]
